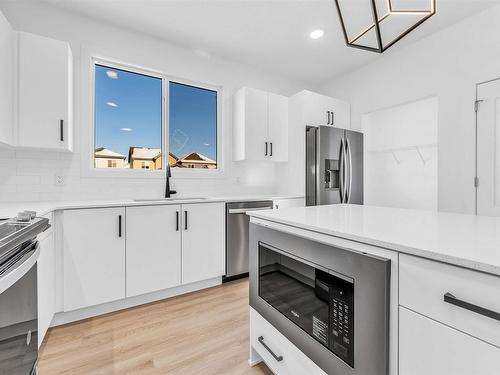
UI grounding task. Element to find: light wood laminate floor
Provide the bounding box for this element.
[39,279,271,375]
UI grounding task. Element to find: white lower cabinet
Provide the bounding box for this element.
[399,307,500,375]
[126,205,181,297]
[63,207,126,311]
[250,308,326,375]
[181,202,225,284]
[37,225,55,347]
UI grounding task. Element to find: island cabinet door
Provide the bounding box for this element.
[181,202,225,284]
[399,307,500,375]
[63,208,125,311]
[126,205,181,297]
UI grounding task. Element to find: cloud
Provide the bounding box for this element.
[106,102,118,107]
[120,128,133,132]
[106,70,118,79]
[203,143,210,146]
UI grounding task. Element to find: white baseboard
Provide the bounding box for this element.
[51,277,222,327]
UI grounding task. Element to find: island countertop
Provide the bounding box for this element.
[248,204,500,277]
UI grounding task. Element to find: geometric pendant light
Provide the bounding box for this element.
[334,0,436,53]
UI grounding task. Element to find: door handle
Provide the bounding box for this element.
[270,142,273,157]
[339,138,346,203]
[184,211,188,230]
[258,336,283,362]
[346,137,353,204]
[265,142,268,156]
[330,111,334,125]
[176,211,179,231]
[327,111,331,125]
[60,120,64,141]
[118,215,122,237]
[444,292,500,322]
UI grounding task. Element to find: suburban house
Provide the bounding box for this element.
[128,147,162,170]
[94,147,127,168]
[174,152,217,169]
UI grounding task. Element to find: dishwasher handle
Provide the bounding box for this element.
[228,207,273,214]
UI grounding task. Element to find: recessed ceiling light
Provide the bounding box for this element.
[106,102,118,107]
[310,29,325,39]
[106,70,118,79]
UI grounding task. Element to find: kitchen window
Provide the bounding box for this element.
[92,60,220,174]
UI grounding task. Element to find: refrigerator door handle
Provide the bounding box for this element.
[346,137,353,204]
[339,138,346,203]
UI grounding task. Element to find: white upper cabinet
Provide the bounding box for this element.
[126,205,182,297]
[233,87,288,162]
[299,90,350,129]
[17,32,73,151]
[0,10,14,146]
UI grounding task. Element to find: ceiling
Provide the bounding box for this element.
[40,0,499,85]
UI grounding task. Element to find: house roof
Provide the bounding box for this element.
[177,152,216,165]
[95,147,126,160]
[128,147,161,161]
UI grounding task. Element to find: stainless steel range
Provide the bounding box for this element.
[0,212,50,375]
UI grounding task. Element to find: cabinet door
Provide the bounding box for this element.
[126,205,181,297]
[37,230,55,348]
[273,198,305,210]
[18,32,73,151]
[182,202,225,284]
[63,208,125,311]
[268,93,288,162]
[0,11,14,146]
[303,91,350,129]
[399,307,500,375]
[245,87,269,161]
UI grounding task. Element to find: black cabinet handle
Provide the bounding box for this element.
[60,119,64,141]
[184,211,188,230]
[270,142,273,157]
[265,142,268,156]
[118,215,122,237]
[258,336,283,362]
[330,111,334,125]
[327,111,331,125]
[444,292,500,322]
[176,211,179,231]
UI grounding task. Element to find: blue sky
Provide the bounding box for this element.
[94,64,217,162]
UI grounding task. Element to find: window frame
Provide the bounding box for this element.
[88,57,223,179]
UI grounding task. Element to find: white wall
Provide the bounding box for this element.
[363,97,438,210]
[319,5,500,214]
[0,10,13,146]
[0,2,308,203]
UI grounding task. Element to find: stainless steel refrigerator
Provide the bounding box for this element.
[306,126,363,206]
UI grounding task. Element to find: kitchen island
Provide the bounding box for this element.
[247,204,500,375]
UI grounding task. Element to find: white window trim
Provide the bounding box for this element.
[82,55,224,179]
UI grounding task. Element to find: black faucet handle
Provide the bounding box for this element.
[169,190,177,195]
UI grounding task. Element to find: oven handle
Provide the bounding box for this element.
[0,241,40,295]
[228,207,273,214]
[258,336,283,362]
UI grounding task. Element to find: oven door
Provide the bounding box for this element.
[0,241,39,375]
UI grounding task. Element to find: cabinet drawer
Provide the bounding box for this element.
[250,308,326,375]
[400,307,500,375]
[399,254,500,347]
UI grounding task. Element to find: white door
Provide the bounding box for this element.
[37,229,55,347]
[477,79,500,216]
[126,205,182,297]
[399,307,500,375]
[63,208,125,311]
[181,202,225,284]
[268,93,288,162]
[18,32,72,151]
[245,87,269,161]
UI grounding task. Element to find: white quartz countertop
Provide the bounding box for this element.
[0,195,302,219]
[248,204,500,277]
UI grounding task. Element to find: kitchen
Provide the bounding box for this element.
[0,1,500,374]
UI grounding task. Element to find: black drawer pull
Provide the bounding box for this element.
[444,292,500,322]
[60,119,64,141]
[258,336,283,362]
[176,211,179,231]
[118,215,122,237]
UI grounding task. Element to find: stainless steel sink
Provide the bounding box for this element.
[133,197,208,202]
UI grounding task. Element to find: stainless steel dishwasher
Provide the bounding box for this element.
[224,201,273,281]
